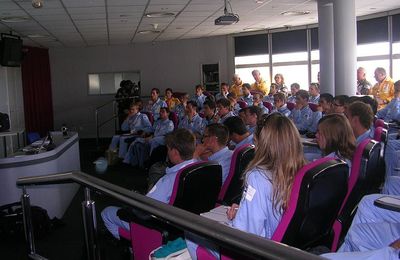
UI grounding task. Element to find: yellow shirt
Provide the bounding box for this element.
[251,78,269,96]
[230,81,243,97]
[165,97,180,110]
[370,77,395,110]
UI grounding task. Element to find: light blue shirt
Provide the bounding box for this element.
[255,103,269,115]
[273,104,291,117]
[147,159,198,203]
[173,103,186,122]
[241,94,253,106]
[215,92,228,101]
[192,94,207,109]
[310,111,322,133]
[290,105,315,132]
[287,95,296,103]
[178,113,203,135]
[232,167,281,239]
[145,98,167,121]
[200,114,216,135]
[356,129,372,145]
[219,111,235,124]
[153,119,174,137]
[376,97,400,122]
[309,94,320,104]
[235,134,254,148]
[121,112,152,133]
[263,95,274,104]
[208,146,233,184]
[248,125,256,134]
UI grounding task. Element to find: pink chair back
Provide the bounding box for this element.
[263,101,273,111]
[308,102,319,112]
[169,111,179,129]
[237,100,247,109]
[286,102,295,111]
[374,118,388,129]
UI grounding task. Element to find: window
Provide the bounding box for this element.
[88,71,140,95]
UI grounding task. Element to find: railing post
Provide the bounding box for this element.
[82,187,100,260]
[95,109,99,148]
[21,187,36,256]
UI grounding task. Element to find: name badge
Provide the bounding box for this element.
[245,184,256,202]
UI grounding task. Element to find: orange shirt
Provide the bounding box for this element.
[165,97,180,110]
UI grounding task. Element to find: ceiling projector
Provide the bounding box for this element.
[215,13,239,25]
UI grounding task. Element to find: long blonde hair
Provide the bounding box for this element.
[245,113,305,213]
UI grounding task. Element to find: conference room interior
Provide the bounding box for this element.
[1,0,400,259]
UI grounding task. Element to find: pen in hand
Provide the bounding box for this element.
[226,203,239,220]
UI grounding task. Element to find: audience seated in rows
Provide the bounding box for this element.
[215,98,235,124]
[108,102,152,159]
[186,112,306,258]
[251,92,269,115]
[272,92,291,117]
[289,89,321,134]
[144,88,167,121]
[178,100,203,139]
[123,107,174,168]
[240,83,253,106]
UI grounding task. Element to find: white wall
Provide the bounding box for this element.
[0,66,24,157]
[49,35,233,138]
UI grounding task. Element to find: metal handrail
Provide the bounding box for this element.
[17,171,324,260]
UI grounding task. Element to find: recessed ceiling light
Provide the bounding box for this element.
[242,27,264,31]
[0,16,29,23]
[137,30,161,34]
[145,12,175,18]
[280,10,311,16]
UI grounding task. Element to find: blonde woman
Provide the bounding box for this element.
[226,112,306,235]
[186,113,306,259]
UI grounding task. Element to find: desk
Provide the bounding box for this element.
[0,128,25,157]
[0,131,80,218]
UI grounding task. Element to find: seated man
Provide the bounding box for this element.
[123,107,174,167]
[173,93,189,122]
[200,100,216,134]
[272,92,291,117]
[376,80,400,124]
[108,102,152,159]
[101,128,198,240]
[252,92,269,115]
[244,106,262,134]
[194,123,233,184]
[309,82,320,104]
[144,88,167,121]
[240,83,253,106]
[178,100,203,138]
[191,84,207,110]
[290,90,319,134]
[214,98,235,124]
[345,101,374,145]
[223,116,253,150]
[319,93,334,115]
[215,82,229,101]
[324,194,400,258]
[332,95,349,114]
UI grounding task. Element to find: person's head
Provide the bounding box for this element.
[357,67,366,82]
[250,113,305,212]
[220,83,229,94]
[359,96,378,115]
[374,67,387,83]
[151,88,160,101]
[216,98,231,116]
[252,70,261,82]
[195,84,204,96]
[128,103,140,115]
[232,74,241,85]
[309,83,320,97]
[395,80,400,94]
[290,83,300,96]
[319,93,334,114]
[252,92,263,105]
[227,93,238,108]
[165,88,173,99]
[295,90,309,107]
[120,80,127,88]
[159,107,170,120]
[316,114,356,160]
[273,92,286,109]
[238,108,246,121]
[269,83,278,95]
[223,116,249,143]
[202,123,229,151]
[242,83,251,96]
[274,73,284,85]
[332,95,349,114]
[345,101,374,137]
[179,93,189,103]
[165,129,196,164]
[185,100,198,116]
[203,100,216,118]
[245,106,262,126]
